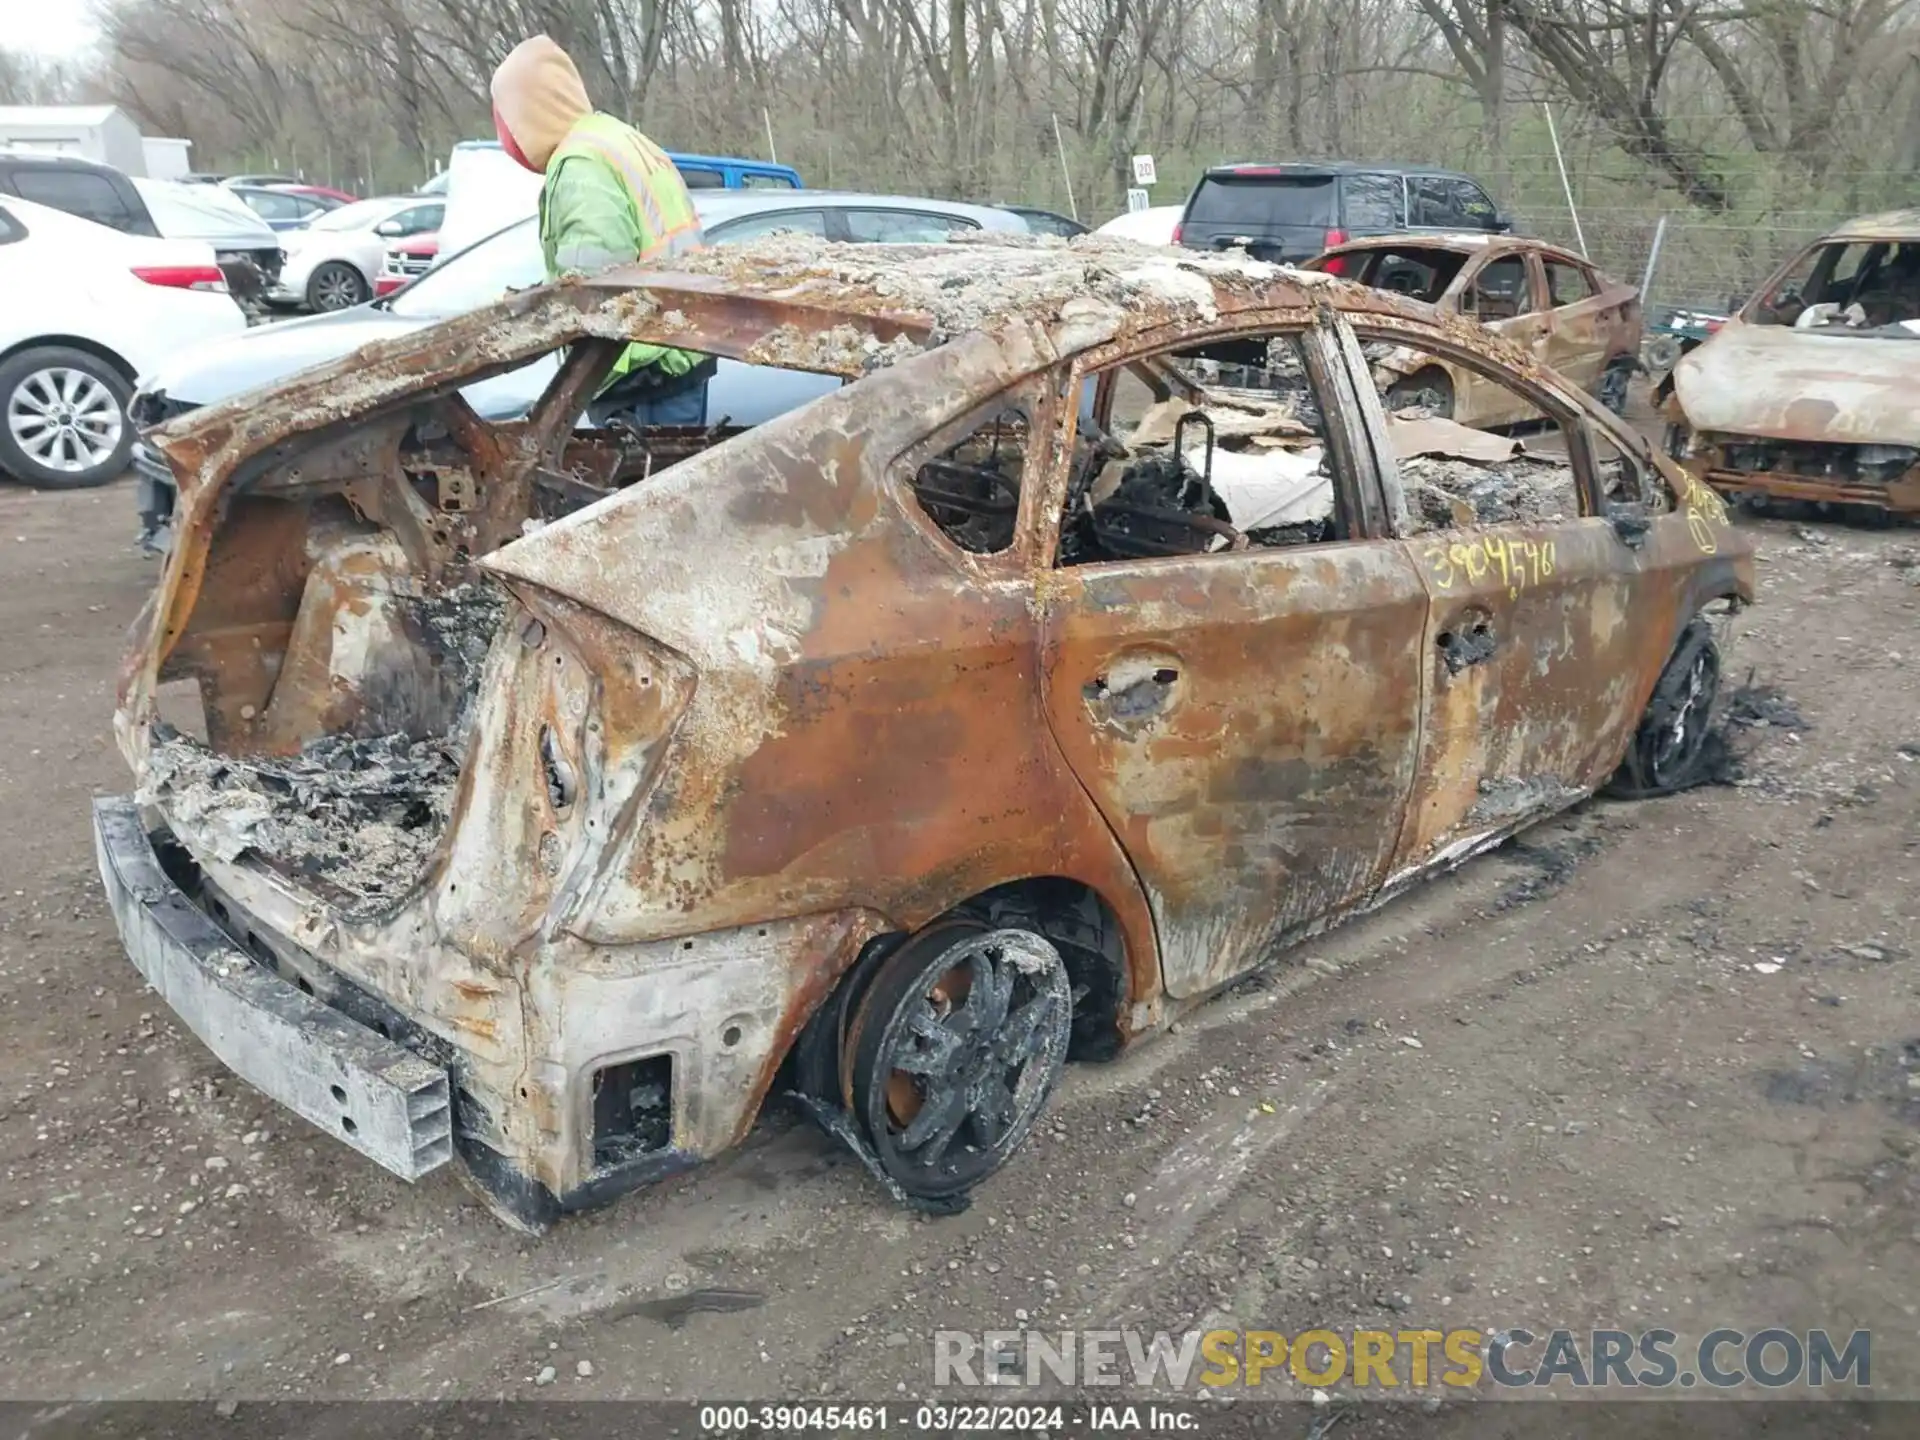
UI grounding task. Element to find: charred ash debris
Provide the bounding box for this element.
[1399,450,1576,531]
[141,582,507,918]
[143,729,462,917]
[413,582,509,727]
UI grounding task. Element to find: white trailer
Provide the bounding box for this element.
[0,105,148,175]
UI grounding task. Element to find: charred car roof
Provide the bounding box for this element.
[1320,233,1599,268]
[146,233,1549,492]
[1823,208,1920,243]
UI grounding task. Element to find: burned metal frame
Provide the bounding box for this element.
[102,238,1755,1226]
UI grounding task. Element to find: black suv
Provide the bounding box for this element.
[0,152,283,297]
[1176,162,1511,264]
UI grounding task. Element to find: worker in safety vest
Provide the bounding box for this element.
[491,34,713,426]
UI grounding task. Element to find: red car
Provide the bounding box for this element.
[269,182,357,207]
[374,233,440,296]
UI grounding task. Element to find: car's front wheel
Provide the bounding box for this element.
[307,261,370,312]
[0,346,133,489]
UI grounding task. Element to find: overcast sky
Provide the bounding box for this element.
[3,0,100,60]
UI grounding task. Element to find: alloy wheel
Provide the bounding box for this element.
[7,367,124,474]
[1647,638,1720,788]
[310,262,367,311]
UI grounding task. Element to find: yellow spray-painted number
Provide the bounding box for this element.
[1423,534,1555,596]
[1679,472,1729,555]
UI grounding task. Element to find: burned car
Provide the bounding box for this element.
[1301,234,1644,425]
[96,237,1752,1229]
[1668,209,1920,516]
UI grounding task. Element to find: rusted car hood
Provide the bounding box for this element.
[1674,322,1920,446]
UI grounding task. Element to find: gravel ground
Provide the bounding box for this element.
[0,472,1914,1425]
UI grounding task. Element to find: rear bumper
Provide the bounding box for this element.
[91,796,453,1180]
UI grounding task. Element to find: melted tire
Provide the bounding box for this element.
[846,924,1070,1201]
[1608,619,1723,798]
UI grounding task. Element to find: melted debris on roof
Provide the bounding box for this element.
[649,233,1327,341]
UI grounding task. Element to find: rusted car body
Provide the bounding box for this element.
[96,236,1751,1228]
[1669,209,1920,516]
[1302,234,1643,427]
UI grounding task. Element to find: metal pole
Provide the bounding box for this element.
[1638,214,1668,304]
[1052,112,1078,222]
[763,108,779,166]
[1542,102,1587,258]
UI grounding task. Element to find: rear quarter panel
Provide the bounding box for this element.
[485,331,1162,1017]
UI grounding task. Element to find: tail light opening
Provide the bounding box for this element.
[1319,230,1350,276]
[132,265,229,293]
[1171,222,1184,245]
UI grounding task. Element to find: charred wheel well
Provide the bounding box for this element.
[785,876,1132,1106]
[0,334,137,385]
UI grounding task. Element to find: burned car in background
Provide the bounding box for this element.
[1302,233,1643,425]
[96,236,1752,1229]
[1668,209,1920,517]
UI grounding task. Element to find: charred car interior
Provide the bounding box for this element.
[96,235,1753,1229]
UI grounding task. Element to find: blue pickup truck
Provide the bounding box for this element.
[419,142,803,194]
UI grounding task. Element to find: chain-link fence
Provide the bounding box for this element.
[1519,208,1831,325]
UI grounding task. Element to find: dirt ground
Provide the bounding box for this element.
[0,464,1915,1421]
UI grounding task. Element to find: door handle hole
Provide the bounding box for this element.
[1152,667,1179,685]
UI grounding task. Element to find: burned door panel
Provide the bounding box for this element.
[1461,253,1549,429]
[1038,544,1428,998]
[1361,336,1650,876]
[1541,258,1640,395]
[1392,516,1641,877]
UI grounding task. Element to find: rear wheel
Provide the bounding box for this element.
[1609,619,1723,797]
[307,261,369,311]
[844,921,1071,1200]
[1642,334,1682,375]
[0,346,132,489]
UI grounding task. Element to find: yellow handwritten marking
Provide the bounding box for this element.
[1482,534,1510,588]
[1678,472,1728,555]
[1422,534,1559,595]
